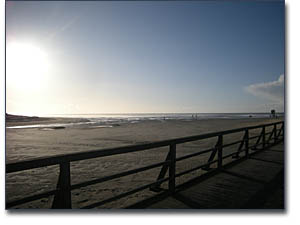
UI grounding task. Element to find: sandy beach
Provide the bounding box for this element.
[5,116,283,209]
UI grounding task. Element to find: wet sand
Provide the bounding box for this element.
[5,117,283,209]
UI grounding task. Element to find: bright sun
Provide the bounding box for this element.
[7,42,50,89]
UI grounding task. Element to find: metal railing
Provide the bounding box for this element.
[6,121,284,209]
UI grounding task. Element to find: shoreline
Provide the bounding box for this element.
[5,112,284,128]
[5,113,90,127]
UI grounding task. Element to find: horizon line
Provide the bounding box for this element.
[6,111,285,117]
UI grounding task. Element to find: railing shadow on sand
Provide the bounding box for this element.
[6,121,284,209]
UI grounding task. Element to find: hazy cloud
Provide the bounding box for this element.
[245,75,284,103]
[46,15,80,41]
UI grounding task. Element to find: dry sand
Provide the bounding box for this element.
[5,117,283,209]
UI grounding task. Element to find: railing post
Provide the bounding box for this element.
[262,126,266,149]
[150,151,171,192]
[168,144,176,194]
[217,135,223,169]
[52,162,72,209]
[202,141,219,171]
[282,122,284,140]
[245,129,249,158]
[274,124,278,143]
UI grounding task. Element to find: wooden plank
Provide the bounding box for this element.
[157,173,264,209]
[250,151,284,164]
[226,159,282,183]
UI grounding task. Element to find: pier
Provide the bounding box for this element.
[6,121,284,209]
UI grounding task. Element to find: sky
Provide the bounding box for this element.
[5,1,285,115]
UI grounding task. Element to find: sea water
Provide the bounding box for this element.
[7,113,284,129]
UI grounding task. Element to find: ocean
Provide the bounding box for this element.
[7,112,284,129]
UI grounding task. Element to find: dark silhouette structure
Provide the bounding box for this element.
[271,109,276,118]
[6,121,284,209]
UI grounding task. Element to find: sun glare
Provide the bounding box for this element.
[6,42,50,89]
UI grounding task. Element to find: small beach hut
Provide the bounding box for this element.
[271,109,276,118]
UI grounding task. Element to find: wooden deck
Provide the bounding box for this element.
[131,143,284,209]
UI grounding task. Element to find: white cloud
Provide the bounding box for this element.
[245,74,284,103]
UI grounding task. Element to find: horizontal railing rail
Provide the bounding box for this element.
[6,121,284,209]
